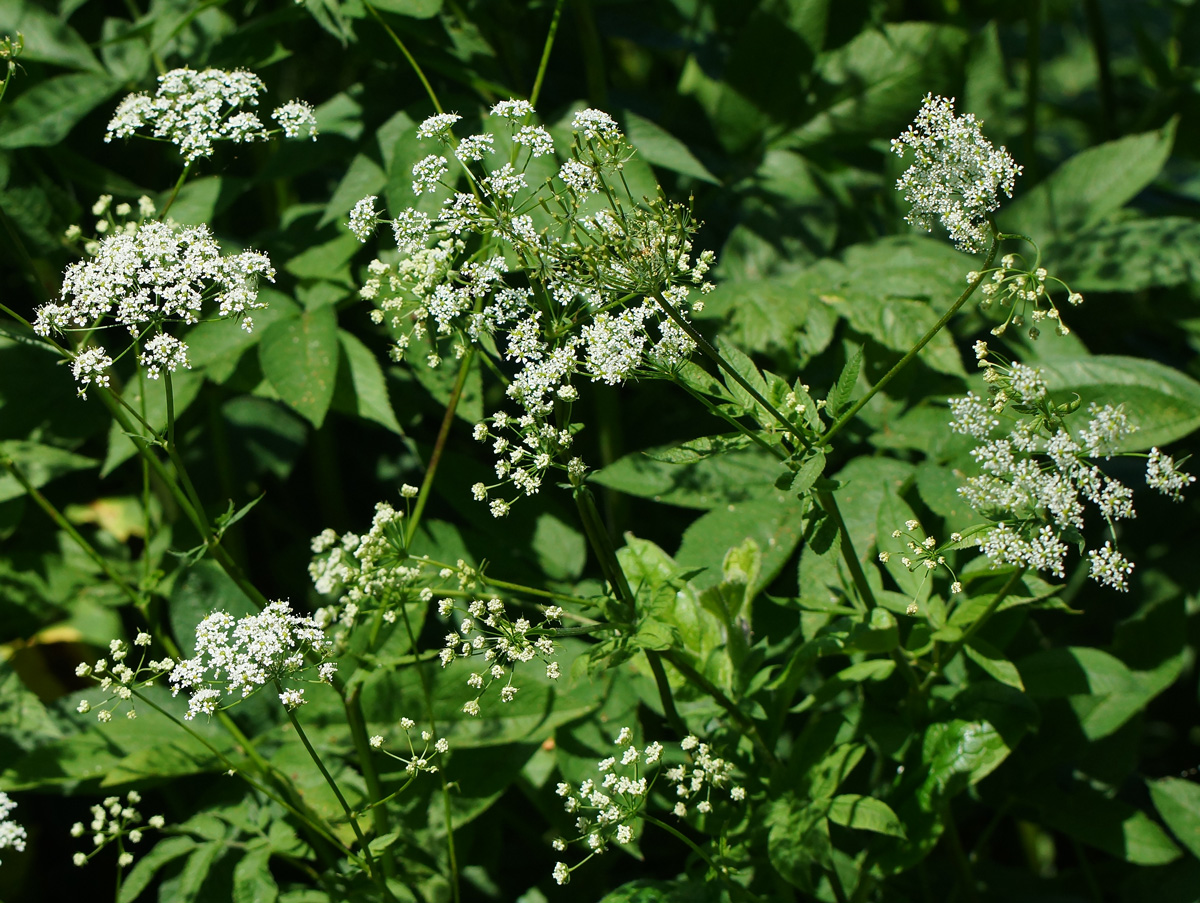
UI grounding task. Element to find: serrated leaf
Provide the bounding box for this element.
[0,73,118,149]
[118,836,199,903]
[824,345,862,419]
[1038,355,1200,449]
[827,794,906,838]
[335,330,403,433]
[260,304,339,428]
[999,121,1176,240]
[623,110,719,184]
[320,153,386,229]
[591,441,781,509]
[368,0,443,17]
[0,0,104,72]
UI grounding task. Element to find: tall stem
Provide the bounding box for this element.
[406,349,474,547]
[398,602,461,903]
[281,697,391,897]
[530,0,566,107]
[159,163,191,219]
[365,1,443,114]
[819,236,998,448]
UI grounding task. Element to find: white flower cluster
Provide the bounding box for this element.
[368,716,449,775]
[105,67,317,162]
[70,791,165,870]
[307,501,439,628]
[75,632,173,722]
[948,345,1192,592]
[470,411,580,515]
[892,94,1022,252]
[439,598,563,715]
[1145,447,1196,501]
[167,601,332,720]
[35,220,274,397]
[0,792,26,866]
[350,99,714,515]
[551,728,744,886]
[879,520,965,614]
[967,253,1082,339]
[666,734,745,818]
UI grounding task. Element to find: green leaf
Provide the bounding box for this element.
[1018,646,1153,740]
[170,839,227,903]
[259,304,339,428]
[187,289,300,383]
[827,794,906,838]
[623,111,719,184]
[591,440,781,509]
[1150,777,1200,861]
[0,441,95,503]
[334,330,403,433]
[1038,355,1200,449]
[1050,217,1200,292]
[170,561,258,659]
[999,121,1177,240]
[786,23,968,150]
[766,794,832,892]
[675,490,807,593]
[368,0,444,18]
[232,846,279,903]
[0,0,104,72]
[824,345,862,419]
[920,718,1013,802]
[0,73,118,149]
[320,152,386,229]
[834,660,895,684]
[1028,782,1181,866]
[118,836,199,903]
[694,272,815,357]
[964,638,1024,690]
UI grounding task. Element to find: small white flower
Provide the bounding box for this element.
[417,113,462,139]
[349,195,379,242]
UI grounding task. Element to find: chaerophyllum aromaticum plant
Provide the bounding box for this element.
[1,7,1199,903]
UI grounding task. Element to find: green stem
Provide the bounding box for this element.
[818,235,999,449]
[159,163,191,219]
[572,484,635,609]
[342,683,394,875]
[98,387,271,611]
[673,376,788,462]
[813,488,923,692]
[2,456,145,608]
[164,370,212,536]
[919,567,1026,693]
[660,650,779,768]
[131,688,356,864]
[398,602,461,903]
[529,0,565,107]
[814,489,872,614]
[651,290,809,448]
[365,1,443,114]
[406,348,474,546]
[281,697,389,894]
[644,649,688,737]
[641,814,753,902]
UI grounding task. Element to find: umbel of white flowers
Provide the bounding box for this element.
[892,93,1022,252]
[949,342,1195,591]
[34,219,275,398]
[348,99,714,516]
[106,67,318,162]
[168,600,333,719]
